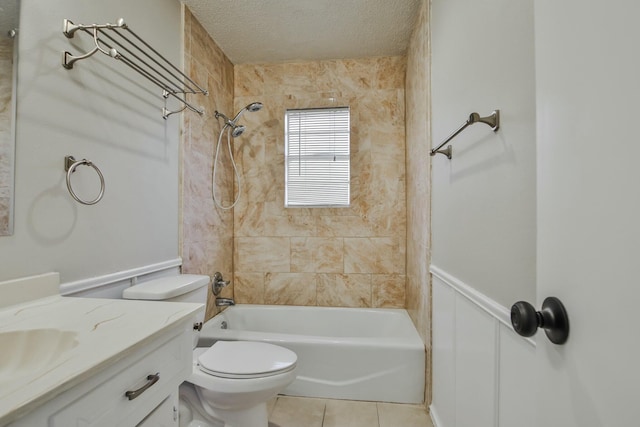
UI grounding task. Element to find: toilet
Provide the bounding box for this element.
[122,274,297,427]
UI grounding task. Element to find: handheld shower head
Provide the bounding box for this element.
[246,102,263,112]
[231,125,246,138]
[231,101,264,123]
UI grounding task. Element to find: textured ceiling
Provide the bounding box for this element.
[182,0,421,64]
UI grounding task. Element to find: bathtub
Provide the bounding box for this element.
[198,304,425,404]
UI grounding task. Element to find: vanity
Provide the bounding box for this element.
[0,273,203,427]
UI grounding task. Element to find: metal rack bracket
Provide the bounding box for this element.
[431,110,500,159]
[62,18,208,119]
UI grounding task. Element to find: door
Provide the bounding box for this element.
[535,1,640,426]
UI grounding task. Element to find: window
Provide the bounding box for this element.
[285,107,350,207]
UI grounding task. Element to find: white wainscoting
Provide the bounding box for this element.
[430,266,536,427]
[59,258,183,298]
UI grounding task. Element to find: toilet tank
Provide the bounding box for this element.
[123,274,210,347]
[123,274,210,304]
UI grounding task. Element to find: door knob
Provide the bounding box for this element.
[510,297,569,345]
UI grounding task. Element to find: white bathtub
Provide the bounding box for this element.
[198,304,425,404]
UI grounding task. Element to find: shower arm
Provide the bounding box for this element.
[430,110,500,159]
[214,111,233,126]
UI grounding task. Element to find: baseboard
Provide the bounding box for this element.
[429,404,443,427]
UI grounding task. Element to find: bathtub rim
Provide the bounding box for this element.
[201,304,426,350]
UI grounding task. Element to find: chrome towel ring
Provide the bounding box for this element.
[64,156,105,205]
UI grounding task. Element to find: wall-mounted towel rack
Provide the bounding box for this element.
[431,110,500,159]
[62,18,208,119]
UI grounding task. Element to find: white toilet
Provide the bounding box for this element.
[123,274,297,427]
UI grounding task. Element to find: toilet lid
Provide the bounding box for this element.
[198,341,297,379]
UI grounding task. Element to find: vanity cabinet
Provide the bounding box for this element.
[9,319,194,427]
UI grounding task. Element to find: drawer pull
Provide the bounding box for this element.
[125,373,160,400]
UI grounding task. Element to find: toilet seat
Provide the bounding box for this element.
[197,341,297,379]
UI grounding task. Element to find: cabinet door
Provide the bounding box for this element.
[136,394,178,427]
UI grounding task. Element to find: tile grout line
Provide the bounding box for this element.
[376,402,382,427]
[321,402,327,427]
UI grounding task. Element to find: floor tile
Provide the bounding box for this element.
[269,396,326,427]
[322,400,379,427]
[267,397,278,415]
[377,402,433,427]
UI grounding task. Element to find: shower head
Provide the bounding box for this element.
[231,101,264,123]
[246,102,263,112]
[231,125,246,138]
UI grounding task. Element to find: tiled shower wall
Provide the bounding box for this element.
[232,58,407,307]
[405,0,431,405]
[0,38,13,235]
[181,9,235,320]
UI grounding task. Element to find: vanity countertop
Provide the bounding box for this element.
[0,295,203,425]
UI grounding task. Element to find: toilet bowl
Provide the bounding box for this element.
[122,274,297,427]
[180,342,297,427]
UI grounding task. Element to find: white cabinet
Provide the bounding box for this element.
[9,319,193,427]
[137,394,179,427]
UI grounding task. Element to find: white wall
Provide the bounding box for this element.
[430,0,536,425]
[430,0,536,308]
[0,0,183,284]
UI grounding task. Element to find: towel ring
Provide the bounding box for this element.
[65,156,105,205]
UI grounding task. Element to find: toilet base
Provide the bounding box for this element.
[179,382,270,427]
[205,403,268,427]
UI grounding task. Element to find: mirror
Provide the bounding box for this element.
[0,0,18,235]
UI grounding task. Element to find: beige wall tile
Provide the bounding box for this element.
[372,274,406,308]
[344,237,403,274]
[405,0,432,405]
[316,215,375,238]
[233,57,407,308]
[181,8,235,321]
[317,274,372,307]
[290,238,343,273]
[234,272,265,304]
[235,237,290,272]
[264,273,316,306]
[0,197,8,235]
[0,38,14,235]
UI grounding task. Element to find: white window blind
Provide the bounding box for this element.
[285,107,350,207]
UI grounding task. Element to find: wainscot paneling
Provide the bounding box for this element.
[430,266,535,427]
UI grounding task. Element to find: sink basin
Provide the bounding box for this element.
[0,329,79,388]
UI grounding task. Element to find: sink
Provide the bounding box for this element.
[0,329,79,388]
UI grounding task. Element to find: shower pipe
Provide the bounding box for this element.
[430,110,500,159]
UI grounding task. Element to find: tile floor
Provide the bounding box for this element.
[267,396,434,427]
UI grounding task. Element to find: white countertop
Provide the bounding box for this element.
[0,295,203,425]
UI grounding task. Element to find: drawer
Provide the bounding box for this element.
[136,393,178,427]
[48,332,187,427]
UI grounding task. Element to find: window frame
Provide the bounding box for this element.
[284,106,351,208]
